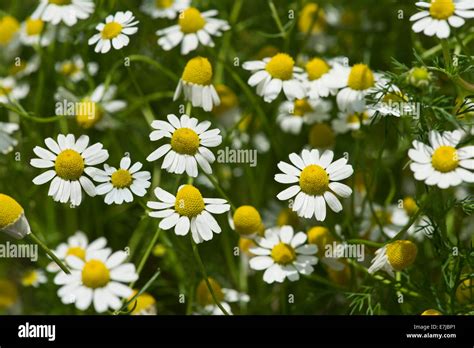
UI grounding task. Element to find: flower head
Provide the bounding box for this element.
[0,194,31,239]
[368,240,418,277]
[128,290,157,315]
[32,0,95,26]
[231,205,264,236]
[141,0,190,19]
[21,269,47,288]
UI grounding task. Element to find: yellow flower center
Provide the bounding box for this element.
[60,62,80,76]
[25,18,44,36]
[196,277,224,306]
[276,208,299,227]
[271,242,296,265]
[403,197,419,217]
[307,226,333,257]
[21,271,38,287]
[293,99,313,116]
[429,0,455,20]
[128,290,156,314]
[0,279,18,309]
[265,53,295,80]
[49,0,72,4]
[410,67,429,81]
[299,165,329,196]
[298,3,326,34]
[306,58,330,81]
[347,64,375,91]
[421,309,442,315]
[81,259,110,289]
[174,185,205,217]
[179,7,206,34]
[55,149,85,181]
[76,99,103,129]
[66,246,86,261]
[156,0,173,8]
[386,240,417,271]
[431,146,458,173]
[213,84,238,115]
[233,205,262,235]
[0,16,20,45]
[0,86,12,96]
[0,194,23,229]
[111,169,133,189]
[101,22,123,39]
[182,56,213,85]
[309,123,335,148]
[171,128,200,155]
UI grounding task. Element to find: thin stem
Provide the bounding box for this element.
[134,224,161,280]
[28,232,70,274]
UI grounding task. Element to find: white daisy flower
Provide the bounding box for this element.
[332,110,374,134]
[32,0,95,27]
[249,225,318,284]
[156,7,230,55]
[410,0,474,39]
[30,134,109,206]
[277,98,332,135]
[243,53,305,103]
[0,77,29,104]
[336,63,381,113]
[55,55,98,82]
[47,231,108,273]
[21,269,47,288]
[274,149,354,221]
[173,56,220,112]
[0,122,19,154]
[146,113,222,177]
[93,156,151,205]
[19,17,53,47]
[409,130,474,189]
[0,194,31,240]
[88,11,139,54]
[141,0,190,19]
[368,240,418,277]
[195,277,249,315]
[147,185,230,244]
[54,247,138,313]
[301,58,348,99]
[55,84,126,129]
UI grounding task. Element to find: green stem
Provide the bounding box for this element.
[28,232,70,274]
[134,224,161,279]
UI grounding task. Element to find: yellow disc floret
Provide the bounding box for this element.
[179,7,206,34]
[265,53,295,80]
[171,128,200,155]
[156,0,173,8]
[298,3,326,34]
[431,146,458,173]
[60,62,79,76]
[196,277,224,306]
[309,123,335,149]
[82,259,110,289]
[174,185,205,217]
[386,240,418,271]
[233,205,262,235]
[0,194,23,229]
[403,197,419,217]
[128,290,157,314]
[111,169,133,189]
[182,57,213,85]
[271,242,296,265]
[306,58,330,81]
[101,22,123,39]
[76,99,103,129]
[307,226,333,257]
[25,18,44,36]
[429,0,455,20]
[21,270,38,287]
[299,165,329,196]
[55,149,85,181]
[0,16,20,45]
[66,246,86,261]
[293,99,313,116]
[348,64,375,91]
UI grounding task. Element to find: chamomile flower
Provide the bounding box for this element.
[146,114,222,177]
[410,0,474,39]
[19,17,53,47]
[409,130,474,189]
[0,122,19,154]
[30,134,109,206]
[156,7,230,55]
[173,57,220,112]
[336,63,381,113]
[54,247,138,313]
[229,205,264,236]
[93,156,151,205]
[277,98,332,135]
[302,58,347,99]
[21,269,47,288]
[141,0,190,19]
[0,77,29,104]
[407,66,433,88]
[55,55,98,82]
[0,15,20,49]
[249,225,318,283]
[370,82,415,118]
[332,110,373,134]
[243,53,305,103]
[195,278,249,315]
[46,231,108,273]
[298,3,327,35]
[147,185,230,244]
[0,194,31,239]
[32,0,95,27]
[368,240,418,277]
[128,290,157,315]
[275,149,353,221]
[88,11,139,54]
